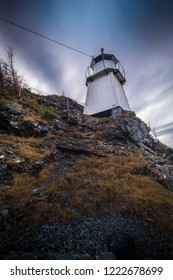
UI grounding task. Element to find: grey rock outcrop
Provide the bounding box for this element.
[0,101,49,136]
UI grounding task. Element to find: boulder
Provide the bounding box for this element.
[67,110,83,125]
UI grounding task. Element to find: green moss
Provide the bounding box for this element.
[40,108,61,120]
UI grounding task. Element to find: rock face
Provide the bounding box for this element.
[0,101,48,136]
[0,90,173,260]
[0,96,83,136]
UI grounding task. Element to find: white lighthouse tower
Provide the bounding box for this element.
[84,48,130,117]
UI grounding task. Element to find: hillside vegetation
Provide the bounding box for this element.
[0,84,173,259]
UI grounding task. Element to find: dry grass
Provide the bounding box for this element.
[45,152,173,232]
[22,115,47,124]
[0,164,59,227]
[0,134,41,145]
[0,173,37,218]
[1,143,173,233]
[17,144,50,164]
[0,133,50,165]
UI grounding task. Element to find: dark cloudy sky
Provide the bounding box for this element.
[0,0,173,147]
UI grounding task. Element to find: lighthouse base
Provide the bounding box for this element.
[91,106,124,117]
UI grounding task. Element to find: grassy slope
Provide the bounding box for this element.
[0,90,173,234]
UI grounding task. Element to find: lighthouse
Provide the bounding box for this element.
[84,49,130,117]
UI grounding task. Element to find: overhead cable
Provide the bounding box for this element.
[0,16,92,58]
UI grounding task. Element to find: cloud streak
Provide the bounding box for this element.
[0,0,173,147]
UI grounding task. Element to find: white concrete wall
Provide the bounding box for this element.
[111,73,131,111]
[84,72,130,115]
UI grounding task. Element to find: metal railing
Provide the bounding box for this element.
[85,60,126,81]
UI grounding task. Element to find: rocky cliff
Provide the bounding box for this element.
[0,89,173,260]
